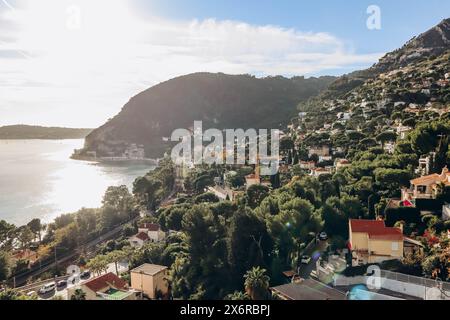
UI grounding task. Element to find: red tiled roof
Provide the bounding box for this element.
[350,219,403,241]
[139,223,160,232]
[84,272,127,293]
[135,231,150,241]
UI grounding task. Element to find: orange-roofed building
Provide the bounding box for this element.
[349,219,404,266]
[67,272,137,300]
[402,167,450,201]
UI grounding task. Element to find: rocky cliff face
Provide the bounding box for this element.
[310,18,450,101]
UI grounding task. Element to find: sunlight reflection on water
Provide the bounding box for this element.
[0,139,154,226]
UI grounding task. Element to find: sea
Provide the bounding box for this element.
[0,139,155,226]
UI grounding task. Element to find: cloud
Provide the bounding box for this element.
[0,0,384,127]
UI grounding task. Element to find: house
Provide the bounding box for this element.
[416,156,431,176]
[129,232,150,248]
[138,223,166,242]
[318,155,333,163]
[12,249,39,265]
[443,203,450,221]
[337,112,352,121]
[123,144,145,160]
[349,219,404,266]
[299,161,316,170]
[403,237,424,256]
[396,125,412,139]
[68,272,136,300]
[271,279,346,300]
[308,145,330,158]
[130,264,169,299]
[335,159,351,171]
[207,185,240,201]
[402,167,450,201]
[310,167,332,177]
[384,142,396,154]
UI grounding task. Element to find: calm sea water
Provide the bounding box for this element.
[0,139,154,226]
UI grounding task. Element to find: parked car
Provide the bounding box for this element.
[26,291,37,297]
[80,270,91,279]
[38,282,56,294]
[300,255,311,264]
[318,232,328,241]
[57,280,67,288]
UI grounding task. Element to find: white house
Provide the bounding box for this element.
[138,223,166,243]
[129,232,150,248]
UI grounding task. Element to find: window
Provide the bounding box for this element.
[391,242,399,251]
[417,185,427,194]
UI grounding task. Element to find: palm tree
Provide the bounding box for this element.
[107,250,126,275]
[244,267,270,300]
[70,289,86,300]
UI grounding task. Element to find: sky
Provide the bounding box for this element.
[0,0,449,128]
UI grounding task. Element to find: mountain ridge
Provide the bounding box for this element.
[81,73,336,158]
[0,125,93,140]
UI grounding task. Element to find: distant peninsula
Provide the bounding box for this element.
[0,125,93,139]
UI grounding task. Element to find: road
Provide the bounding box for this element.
[298,239,328,279]
[12,217,138,288]
[36,261,129,300]
[13,186,177,291]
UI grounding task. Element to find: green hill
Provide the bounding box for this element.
[81,73,336,158]
[0,125,93,139]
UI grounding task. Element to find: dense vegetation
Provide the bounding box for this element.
[82,72,336,158]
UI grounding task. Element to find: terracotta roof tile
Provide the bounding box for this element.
[135,232,150,241]
[350,219,403,241]
[139,223,161,232]
[84,272,127,293]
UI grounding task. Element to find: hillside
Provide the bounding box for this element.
[0,125,93,140]
[307,18,450,102]
[81,73,336,158]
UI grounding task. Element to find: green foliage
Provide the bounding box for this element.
[244,267,270,300]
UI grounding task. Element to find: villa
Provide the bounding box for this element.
[67,273,137,300]
[349,219,404,266]
[130,264,169,299]
[402,167,450,201]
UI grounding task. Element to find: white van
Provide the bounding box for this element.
[39,282,56,294]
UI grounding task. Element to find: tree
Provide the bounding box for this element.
[268,198,322,266]
[244,267,270,300]
[17,226,34,250]
[374,168,411,196]
[0,289,35,300]
[107,250,127,275]
[194,192,220,204]
[0,251,12,281]
[246,185,270,209]
[86,255,109,276]
[228,209,273,288]
[0,220,16,251]
[70,289,87,300]
[193,175,214,193]
[27,218,43,242]
[103,185,136,219]
[225,291,250,300]
[376,131,397,148]
[133,176,163,210]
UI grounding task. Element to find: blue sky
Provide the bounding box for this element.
[0,0,448,127]
[139,0,450,56]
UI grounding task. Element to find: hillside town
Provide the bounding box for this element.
[1,17,450,302]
